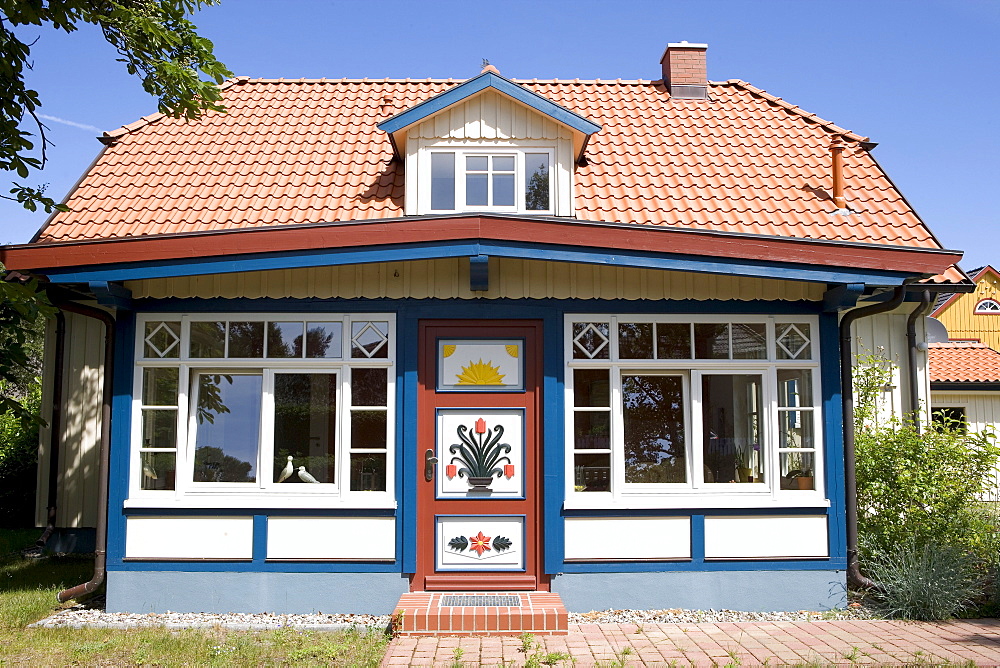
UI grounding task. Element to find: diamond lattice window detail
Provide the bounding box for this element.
[776,324,810,360]
[573,323,610,359]
[351,322,388,358]
[144,322,180,358]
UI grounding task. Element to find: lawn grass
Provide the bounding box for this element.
[0,529,390,667]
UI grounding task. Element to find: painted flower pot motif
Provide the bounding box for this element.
[448,418,512,492]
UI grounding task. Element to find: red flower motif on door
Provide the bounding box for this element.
[468,531,492,556]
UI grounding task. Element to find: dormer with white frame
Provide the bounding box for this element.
[378,68,601,217]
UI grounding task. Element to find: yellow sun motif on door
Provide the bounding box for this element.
[456,359,506,385]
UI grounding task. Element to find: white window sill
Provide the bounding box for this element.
[124,495,397,510]
[563,493,831,510]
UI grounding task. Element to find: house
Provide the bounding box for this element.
[932,266,1000,352]
[0,43,967,621]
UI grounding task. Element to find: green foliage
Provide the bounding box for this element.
[853,351,1000,618]
[0,380,41,527]
[0,266,53,427]
[0,0,232,211]
[861,539,981,620]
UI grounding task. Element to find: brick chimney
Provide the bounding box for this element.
[660,41,708,100]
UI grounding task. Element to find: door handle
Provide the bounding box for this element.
[424,449,439,482]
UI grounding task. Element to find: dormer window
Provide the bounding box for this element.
[427,148,552,214]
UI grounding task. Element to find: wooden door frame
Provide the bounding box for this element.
[414,319,546,591]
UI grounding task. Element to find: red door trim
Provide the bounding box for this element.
[414,320,546,591]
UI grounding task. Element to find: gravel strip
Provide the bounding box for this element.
[30,597,392,631]
[32,596,874,630]
[569,606,877,624]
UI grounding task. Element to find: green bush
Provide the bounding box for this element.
[0,381,41,528]
[862,538,981,620]
[854,352,1000,618]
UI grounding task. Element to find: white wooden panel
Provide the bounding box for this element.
[850,309,929,422]
[564,517,691,560]
[704,515,828,559]
[266,517,395,560]
[126,516,253,559]
[931,391,1000,498]
[35,311,106,528]
[126,261,825,303]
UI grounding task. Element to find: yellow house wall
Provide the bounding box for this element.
[936,272,1000,351]
[125,258,825,301]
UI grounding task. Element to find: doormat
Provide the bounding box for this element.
[439,594,521,607]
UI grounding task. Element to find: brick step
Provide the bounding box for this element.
[391,591,568,636]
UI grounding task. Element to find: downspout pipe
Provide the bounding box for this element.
[34,311,66,549]
[906,290,933,431]
[50,299,114,603]
[839,284,908,590]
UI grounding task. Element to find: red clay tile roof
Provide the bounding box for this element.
[929,341,1000,383]
[33,77,944,250]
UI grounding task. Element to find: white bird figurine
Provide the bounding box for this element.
[297,466,320,484]
[142,462,158,480]
[276,456,294,483]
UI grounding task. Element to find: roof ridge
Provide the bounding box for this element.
[720,79,868,143]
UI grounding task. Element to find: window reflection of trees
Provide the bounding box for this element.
[622,375,686,483]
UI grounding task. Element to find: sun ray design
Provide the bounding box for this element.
[442,344,456,358]
[505,345,519,358]
[456,359,506,385]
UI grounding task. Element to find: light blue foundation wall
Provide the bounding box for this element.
[106,571,410,614]
[553,570,847,612]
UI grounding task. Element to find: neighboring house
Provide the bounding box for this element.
[932,265,1000,352]
[0,43,966,617]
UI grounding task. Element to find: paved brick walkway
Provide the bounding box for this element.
[381,618,1000,666]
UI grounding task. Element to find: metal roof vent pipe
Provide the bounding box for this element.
[661,41,708,100]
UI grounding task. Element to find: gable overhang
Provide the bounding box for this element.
[1,215,960,288]
[376,72,601,163]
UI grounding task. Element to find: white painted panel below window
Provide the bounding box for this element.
[266,517,395,560]
[125,516,253,559]
[704,515,828,559]
[564,517,691,560]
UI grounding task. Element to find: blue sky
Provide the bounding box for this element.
[2,0,998,271]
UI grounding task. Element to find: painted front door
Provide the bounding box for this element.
[415,320,544,591]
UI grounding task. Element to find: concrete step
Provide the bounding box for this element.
[391,591,568,636]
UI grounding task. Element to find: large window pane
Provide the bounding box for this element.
[431,152,456,210]
[193,373,261,483]
[702,374,763,483]
[574,453,610,492]
[190,322,226,358]
[272,373,336,485]
[267,321,303,358]
[525,153,549,210]
[228,321,264,358]
[623,375,686,483]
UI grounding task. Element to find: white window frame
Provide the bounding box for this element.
[564,314,827,510]
[419,144,555,215]
[975,298,1000,314]
[128,313,396,509]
